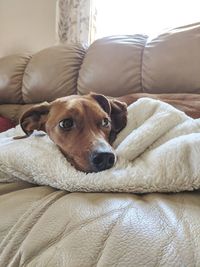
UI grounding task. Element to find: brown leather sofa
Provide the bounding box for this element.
[1,23,200,266]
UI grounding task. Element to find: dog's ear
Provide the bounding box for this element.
[90,93,127,143]
[109,99,127,143]
[90,93,111,114]
[20,102,50,136]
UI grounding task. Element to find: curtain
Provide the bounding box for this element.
[56,0,96,45]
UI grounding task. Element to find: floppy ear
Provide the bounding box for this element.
[90,92,127,142]
[90,93,111,114]
[20,102,50,136]
[109,99,127,143]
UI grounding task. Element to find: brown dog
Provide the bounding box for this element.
[19,93,127,173]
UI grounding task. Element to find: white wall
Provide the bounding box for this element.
[0,0,57,57]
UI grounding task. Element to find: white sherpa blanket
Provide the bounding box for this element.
[1,98,200,193]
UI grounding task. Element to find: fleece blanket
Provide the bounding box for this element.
[0,98,200,193]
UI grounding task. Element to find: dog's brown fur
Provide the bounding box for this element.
[17,92,200,172]
[19,93,127,172]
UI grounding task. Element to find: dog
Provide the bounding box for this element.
[16,92,200,172]
[18,93,127,173]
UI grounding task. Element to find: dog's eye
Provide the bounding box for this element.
[59,118,74,130]
[101,118,110,127]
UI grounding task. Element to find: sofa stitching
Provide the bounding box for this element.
[140,36,148,93]
[76,45,87,95]
[22,201,134,266]
[21,55,32,104]
[21,56,33,103]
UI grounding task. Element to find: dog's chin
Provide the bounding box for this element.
[67,158,115,173]
[69,160,92,173]
[58,148,91,173]
[63,155,109,173]
[59,148,115,173]
[66,158,100,173]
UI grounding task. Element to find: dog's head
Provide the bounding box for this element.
[20,93,127,172]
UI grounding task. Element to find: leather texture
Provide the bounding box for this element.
[78,35,147,96]
[0,45,85,104]
[0,104,34,123]
[0,182,200,267]
[1,23,200,104]
[143,23,200,93]
[22,45,85,103]
[0,54,31,104]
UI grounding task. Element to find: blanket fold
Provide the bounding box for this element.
[1,98,200,193]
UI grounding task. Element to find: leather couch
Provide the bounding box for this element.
[0,23,200,266]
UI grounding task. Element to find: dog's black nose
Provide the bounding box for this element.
[91,152,115,172]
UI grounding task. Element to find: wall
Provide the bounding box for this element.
[0,0,57,57]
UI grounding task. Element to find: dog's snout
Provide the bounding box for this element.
[91,152,115,172]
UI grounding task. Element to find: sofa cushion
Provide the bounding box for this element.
[0,182,200,267]
[22,45,86,103]
[78,35,147,96]
[143,23,200,93]
[117,93,200,119]
[0,54,31,104]
[1,23,200,105]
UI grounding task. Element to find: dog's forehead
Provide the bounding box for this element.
[50,95,105,116]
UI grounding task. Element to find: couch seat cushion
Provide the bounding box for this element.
[0,182,200,267]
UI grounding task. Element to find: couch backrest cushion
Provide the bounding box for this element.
[0,45,86,104]
[0,54,30,104]
[22,45,85,103]
[78,35,147,96]
[143,23,200,94]
[78,23,200,96]
[1,23,200,105]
